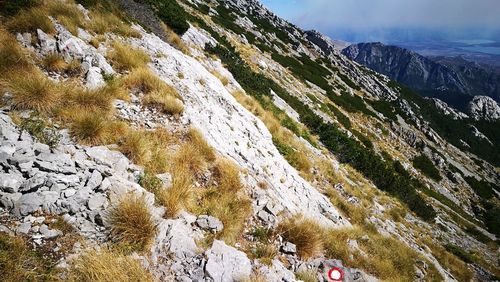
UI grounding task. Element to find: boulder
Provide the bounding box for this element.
[37,29,57,54]
[40,224,63,239]
[205,240,252,282]
[196,215,223,233]
[86,170,103,190]
[85,147,129,174]
[0,172,24,193]
[85,66,105,89]
[14,192,44,216]
[281,242,297,254]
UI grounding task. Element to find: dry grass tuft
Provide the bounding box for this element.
[0,233,60,281]
[87,9,141,38]
[143,91,184,115]
[158,168,194,218]
[119,130,151,165]
[108,41,150,71]
[323,227,438,281]
[69,112,127,145]
[2,69,61,113]
[187,127,216,162]
[326,188,367,225]
[0,28,32,74]
[108,195,157,252]
[210,70,229,86]
[6,7,55,34]
[46,0,85,35]
[193,159,252,245]
[42,53,68,72]
[277,215,325,259]
[424,239,474,282]
[122,67,181,99]
[161,22,190,55]
[67,248,154,282]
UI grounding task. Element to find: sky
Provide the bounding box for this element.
[260,0,500,43]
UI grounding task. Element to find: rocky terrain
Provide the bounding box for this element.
[0,0,499,281]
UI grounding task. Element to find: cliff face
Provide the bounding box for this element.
[342,42,500,113]
[342,42,469,93]
[0,0,499,281]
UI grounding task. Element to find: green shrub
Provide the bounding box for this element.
[0,0,40,16]
[464,176,494,199]
[144,0,190,35]
[412,154,442,182]
[20,116,61,148]
[444,244,474,264]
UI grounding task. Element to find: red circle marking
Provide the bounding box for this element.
[327,267,344,281]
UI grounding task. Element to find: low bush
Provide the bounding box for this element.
[328,104,351,129]
[108,196,157,252]
[412,154,442,182]
[20,116,61,148]
[67,248,154,281]
[144,0,190,35]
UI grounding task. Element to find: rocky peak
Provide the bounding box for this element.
[467,95,500,121]
[429,98,468,120]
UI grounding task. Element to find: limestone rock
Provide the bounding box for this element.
[205,240,252,282]
[196,215,223,233]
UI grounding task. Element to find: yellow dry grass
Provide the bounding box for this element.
[143,91,184,115]
[161,22,190,55]
[277,215,325,259]
[0,28,32,75]
[67,248,154,282]
[324,227,441,281]
[423,239,474,282]
[2,69,61,113]
[87,9,141,38]
[108,195,157,252]
[193,158,252,245]
[210,70,229,86]
[108,41,150,71]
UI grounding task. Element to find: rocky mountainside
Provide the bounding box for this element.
[0,0,499,281]
[342,42,500,112]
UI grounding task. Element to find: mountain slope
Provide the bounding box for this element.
[342,42,500,111]
[0,0,499,281]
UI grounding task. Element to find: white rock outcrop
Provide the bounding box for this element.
[131,26,348,227]
[467,95,500,121]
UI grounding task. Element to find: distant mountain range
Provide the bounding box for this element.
[342,42,500,110]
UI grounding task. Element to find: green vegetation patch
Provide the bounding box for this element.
[412,154,442,182]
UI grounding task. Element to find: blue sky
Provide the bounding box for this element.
[260,0,500,43]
